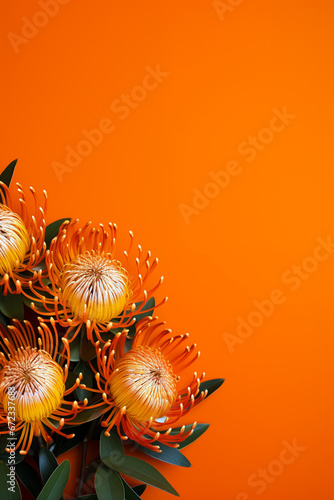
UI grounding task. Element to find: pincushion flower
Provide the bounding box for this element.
[87,317,208,451]
[25,220,166,343]
[0,180,47,294]
[0,318,87,455]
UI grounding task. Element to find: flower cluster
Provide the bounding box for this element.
[0,160,223,499]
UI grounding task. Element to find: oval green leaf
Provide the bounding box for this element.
[0,433,8,453]
[138,442,191,467]
[132,297,155,323]
[45,218,70,249]
[0,159,17,188]
[0,309,9,327]
[197,378,225,399]
[100,431,124,462]
[68,400,108,425]
[69,333,81,362]
[39,446,59,484]
[64,370,78,392]
[36,459,70,500]
[15,461,42,498]
[95,464,124,500]
[102,455,179,496]
[121,478,145,500]
[0,293,24,320]
[172,423,210,450]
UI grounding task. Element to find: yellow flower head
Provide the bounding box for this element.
[0,319,86,455]
[60,251,130,323]
[0,181,47,293]
[88,317,207,451]
[109,345,178,422]
[26,220,166,343]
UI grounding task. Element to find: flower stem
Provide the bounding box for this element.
[77,435,88,497]
[77,420,97,497]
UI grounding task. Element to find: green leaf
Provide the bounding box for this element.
[121,479,145,500]
[110,298,156,338]
[15,461,42,498]
[65,407,104,425]
[36,459,70,500]
[0,309,9,327]
[75,361,93,401]
[0,452,25,465]
[132,485,146,496]
[138,442,191,467]
[0,461,21,500]
[63,397,108,425]
[45,218,69,249]
[171,423,210,450]
[0,433,8,453]
[197,378,225,399]
[102,455,179,497]
[0,159,17,188]
[69,333,81,362]
[95,464,125,500]
[0,293,24,320]
[39,446,59,484]
[100,431,124,462]
[132,297,155,323]
[65,370,78,392]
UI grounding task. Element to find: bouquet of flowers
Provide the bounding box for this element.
[0,160,224,500]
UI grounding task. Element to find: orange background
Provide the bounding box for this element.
[1,1,334,499]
